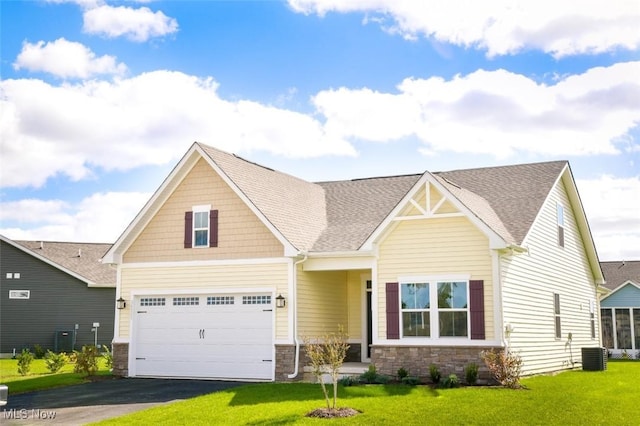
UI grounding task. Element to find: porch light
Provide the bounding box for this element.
[116,297,127,310]
[275,294,286,308]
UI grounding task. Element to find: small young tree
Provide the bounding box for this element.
[17,349,34,376]
[303,325,350,411]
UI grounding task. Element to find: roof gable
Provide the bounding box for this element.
[1,235,115,287]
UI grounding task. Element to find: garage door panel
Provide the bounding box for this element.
[134,293,274,380]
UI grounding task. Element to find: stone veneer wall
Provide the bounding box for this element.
[112,342,129,377]
[372,345,500,382]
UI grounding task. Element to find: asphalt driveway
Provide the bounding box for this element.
[2,377,246,425]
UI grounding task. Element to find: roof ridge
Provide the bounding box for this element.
[435,160,568,175]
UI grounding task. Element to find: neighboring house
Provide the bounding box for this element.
[103,142,603,382]
[599,260,640,359]
[0,236,116,356]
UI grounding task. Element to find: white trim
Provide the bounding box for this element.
[121,257,289,269]
[129,287,275,297]
[375,339,503,347]
[361,273,372,362]
[398,274,470,283]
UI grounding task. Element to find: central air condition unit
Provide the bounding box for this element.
[581,347,607,371]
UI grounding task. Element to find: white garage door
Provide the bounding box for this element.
[133,293,273,380]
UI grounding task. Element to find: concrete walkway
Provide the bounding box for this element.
[1,377,246,425]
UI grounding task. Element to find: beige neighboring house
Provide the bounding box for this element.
[599,260,640,359]
[102,142,604,382]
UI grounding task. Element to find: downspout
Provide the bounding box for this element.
[287,252,308,379]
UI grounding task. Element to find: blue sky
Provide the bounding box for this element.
[1,0,639,261]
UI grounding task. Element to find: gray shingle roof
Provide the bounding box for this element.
[600,260,640,291]
[437,161,567,245]
[199,144,327,251]
[314,174,422,251]
[14,240,115,286]
[196,143,568,253]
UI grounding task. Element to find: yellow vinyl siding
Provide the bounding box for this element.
[377,216,494,340]
[501,179,599,375]
[118,262,288,339]
[346,270,368,340]
[124,158,283,262]
[297,269,349,337]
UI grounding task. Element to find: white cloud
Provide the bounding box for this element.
[83,4,178,42]
[312,61,640,158]
[0,192,150,243]
[288,0,640,57]
[13,38,127,79]
[0,70,355,188]
[577,175,640,261]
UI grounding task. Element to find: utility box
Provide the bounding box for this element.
[55,330,74,352]
[581,347,607,371]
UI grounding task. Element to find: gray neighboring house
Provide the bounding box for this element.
[0,235,116,357]
[600,260,640,359]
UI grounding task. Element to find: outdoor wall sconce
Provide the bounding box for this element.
[275,294,286,308]
[116,297,127,310]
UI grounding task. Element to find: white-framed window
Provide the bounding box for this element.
[554,293,562,338]
[173,296,200,306]
[242,295,271,305]
[140,297,166,307]
[557,203,565,247]
[601,307,640,351]
[400,280,469,338]
[207,296,234,305]
[193,205,211,247]
[9,290,30,299]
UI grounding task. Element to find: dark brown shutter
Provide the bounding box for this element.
[209,209,218,247]
[184,211,193,248]
[386,282,400,339]
[469,280,485,340]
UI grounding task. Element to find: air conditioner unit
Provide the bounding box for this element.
[581,347,607,371]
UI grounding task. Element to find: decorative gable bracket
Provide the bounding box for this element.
[393,181,464,221]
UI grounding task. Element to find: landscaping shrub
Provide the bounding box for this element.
[74,345,100,376]
[441,374,460,388]
[481,348,523,388]
[465,362,479,385]
[17,349,34,376]
[401,376,421,386]
[338,376,358,387]
[358,364,390,384]
[44,350,68,373]
[397,367,409,380]
[429,364,441,384]
[33,344,46,359]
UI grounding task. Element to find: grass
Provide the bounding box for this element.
[92,361,640,425]
[0,357,111,395]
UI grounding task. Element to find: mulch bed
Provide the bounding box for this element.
[306,407,360,418]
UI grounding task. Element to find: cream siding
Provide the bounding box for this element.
[346,270,367,340]
[297,268,349,337]
[117,262,289,339]
[377,215,494,341]
[501,178,599,375]
[124,158,284,263]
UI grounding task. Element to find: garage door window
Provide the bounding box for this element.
[207,296,234,305]
[243,295,271,305]
[173,297,199,306]
[140,297,165,306]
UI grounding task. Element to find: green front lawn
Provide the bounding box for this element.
[0,358,111,395]
[93,361,640,425]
